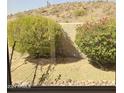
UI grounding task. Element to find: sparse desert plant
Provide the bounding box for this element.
[8,15,63,58]
[56,13,60,17]
[41,9,47,13]
[73,9,87,16]
[65,20,69,23]
[50,8,59,14]
[75,17,116,70]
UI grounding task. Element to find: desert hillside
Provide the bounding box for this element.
[8,2,115,22]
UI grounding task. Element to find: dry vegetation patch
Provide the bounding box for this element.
[8,2,115,22]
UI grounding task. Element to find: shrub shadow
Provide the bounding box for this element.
[88,59,116,71]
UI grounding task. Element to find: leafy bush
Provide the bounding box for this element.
[8,15,63,58]
[75,17,116,70]
[73,9,87,16]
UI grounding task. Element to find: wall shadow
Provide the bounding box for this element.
[25,30,83,65]
[56,30,82,58]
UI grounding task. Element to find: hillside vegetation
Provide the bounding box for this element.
[8,2,115,22]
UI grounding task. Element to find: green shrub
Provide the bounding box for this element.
[73,9,87,16]
[8,15,63,58]
[75,17,116,70]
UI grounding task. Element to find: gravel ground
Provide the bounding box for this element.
[13,80,115,87]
